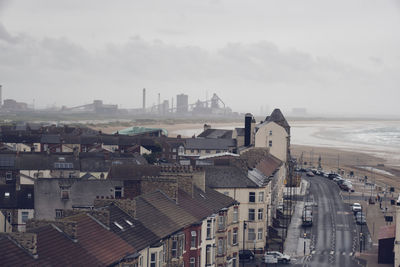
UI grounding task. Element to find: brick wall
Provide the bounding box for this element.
[9,232,37,256]
[140,177,178,201]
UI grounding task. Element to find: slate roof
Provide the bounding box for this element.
[255,154,283,177]
[178,186,236,220]
[205,165,258,188]
[185,138,236,150]
[108,165,161,180]
[0,154,15,168]
[109,204,160,251]
[40,134,61,144]
[197,129,233,139]
[0,184,34,209]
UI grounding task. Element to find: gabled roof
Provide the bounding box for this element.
[185,138,236,150]
[205,165,259,188]
[261,108,290,134]
[72,214,136,265]
[0,235,38,266]
[191,186,237,213]
[255,154,283,177]
[197,129,233,139]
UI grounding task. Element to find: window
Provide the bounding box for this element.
[227,231,231,247]
[158,251,162,267]
[258,192,264,202]
[248,209,255,221]
[191,149,195,153]
[218,214,225,230]
[206,245,212,265]
[163,243,166,263]
[55,209,64,219]
[114,187,123,199]
[5,172,12,181]
[172,238,178,258]
[249,192,255,202]
[205,150,211,154]
[113,221,124,230]
[248,228,255,241]
[269,140,272,147]
[232,228,238,245]
[269,130,272,136]
[179,234,184,256]
[206,220,212,239]
[258,209,263,220]
[233,207,238,223]
[191,231,197,248]
[61,189,69,200]
[139,256,143,267]
[150,253,157,267]
[190,257,195,267]
[4,192,10,199]
[21,211,29,223]
[232,256,237,267]
[258,228,263,240]
[217,238,223,256]
[27,193,32,199]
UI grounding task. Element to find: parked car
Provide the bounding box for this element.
[264,251,291,263]
[239,250,255,261]
[355,211,366,220]
[352,203,362,213]
[356,216,367,225]
[340,181,354,192]
[306,171,315,177]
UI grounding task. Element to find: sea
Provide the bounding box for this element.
[171,120,400,165]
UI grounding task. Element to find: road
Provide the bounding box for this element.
[302,175,365,267]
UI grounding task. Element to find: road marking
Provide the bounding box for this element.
[312,250,316,254]
[349,252,353,256]
[342,252,346,255]
[330,251,334,255]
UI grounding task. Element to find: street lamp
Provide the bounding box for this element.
[303,232,307,255]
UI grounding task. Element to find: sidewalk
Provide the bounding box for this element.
[284,179,311,258]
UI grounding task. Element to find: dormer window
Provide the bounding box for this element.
[5,172,12,181]
[4,192,10,199]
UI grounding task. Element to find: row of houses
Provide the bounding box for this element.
[0,109,292,266]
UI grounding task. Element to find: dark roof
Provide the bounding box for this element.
[205,165,258,188]
[80,135,100,145]
[178,186,236,220]
[108,165,161,180]
[185,138,236,150]
[40,134,61,144]
[0,185,34,209]
[109,204,160,251]
[197,129,233,139]
[0,154,15,168]
[264,108,290,134]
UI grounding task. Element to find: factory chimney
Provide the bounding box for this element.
[244,113,253,147]
[0,85,2,107]
[142,88,146,111]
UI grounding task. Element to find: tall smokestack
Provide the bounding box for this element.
[0,85,2,107]
[142,88,146,111]
[158,93,161,114]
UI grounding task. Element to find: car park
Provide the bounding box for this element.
[355,211,365,220]
[239,250,255,261]
[264,251,291,263]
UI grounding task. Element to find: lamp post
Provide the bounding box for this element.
[242,221,247,267]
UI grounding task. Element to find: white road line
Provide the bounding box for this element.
[330,251,335,255]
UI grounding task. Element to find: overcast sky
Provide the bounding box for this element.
[0,0,399,117]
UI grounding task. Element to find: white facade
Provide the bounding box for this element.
[200,215,216,267]
[255,121,289,163]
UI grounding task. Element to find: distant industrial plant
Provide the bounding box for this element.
[0,84,238,118]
